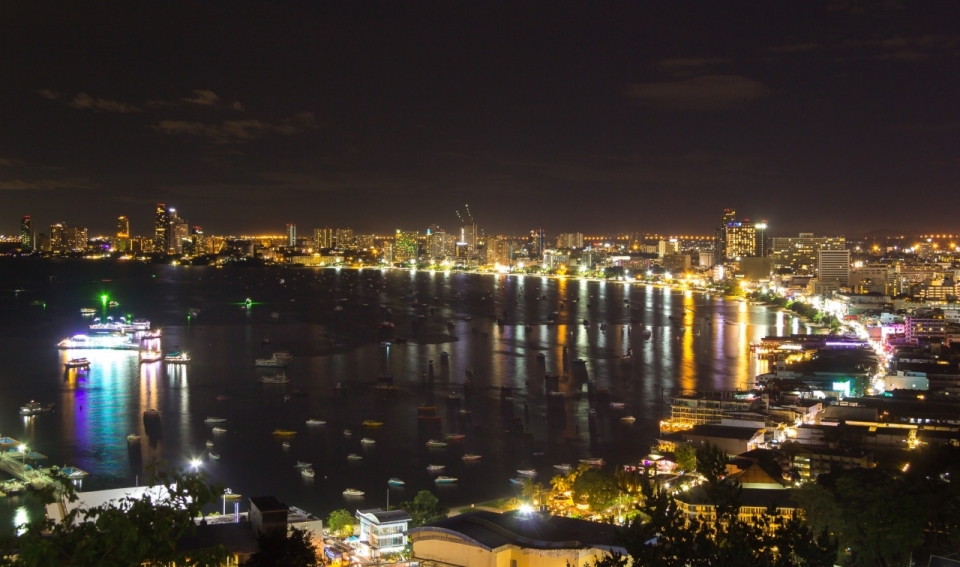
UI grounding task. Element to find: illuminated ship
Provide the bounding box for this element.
[58,334,137,350]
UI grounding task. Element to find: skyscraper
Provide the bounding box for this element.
[724,222,757,259]
[167,208,188,254]
[817,249,851,285]
[313,228,333,249]
[715,208,737,260]
[50,223,65,253]
[117,216,130,238]
[20,215,31,250]
[286,223,296,247]
[460,222,477,255]
[394,230,418,263]
[334,228,354,249]
[154,203,169,253]
[754,221,768,257]
[529,228,544,260]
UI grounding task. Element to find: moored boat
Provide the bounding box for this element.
[205,417,227,423]
[306,419,326,425]
[20,401,56,416]
[426,439,447,448]
[444,433,466,441]
[362,420,383,427]
[462,454,482,461]
[281,441,291,449]
[64,358,90,368]
[388,478,405,487]
[212,427,227,433]
[126,434,141,442]
[620,416,636,424]
[164,351,190,364]
[517,469,537,476]
[580,458,605,466]
[361,438,376,445]
[254,354,287,368]
[509,478,524,485]
[302,468,316,478]
[553,464,572,471]
[272,429,296,436]
[434,476,457,484]
[347,453,363,461]
[295,461,312,469]
[426,464,445,472]
[62,467,88,479]
[208,453,220,460]
[223,489,241,499]
[259,373,289,384]
[343,488,364,496]
[139,350,162,363]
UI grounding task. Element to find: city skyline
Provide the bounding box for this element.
[1,2,958,235]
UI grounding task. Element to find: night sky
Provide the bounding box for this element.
[1,1,958,237]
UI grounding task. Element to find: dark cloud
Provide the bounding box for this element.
[0,158,25,167]
[67,93,140,113]
[627,75,770,110]
[0,178,98,191]
[768,43,820,53]
[37,89,60,100]
[154,112,317,143]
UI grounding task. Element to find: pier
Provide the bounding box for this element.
[0,448,71,496]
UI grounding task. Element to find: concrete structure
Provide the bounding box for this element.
[313,227,333,249]
[410,510,626,567]
[676,487,797,525]
[791,447,874,480]
[556,232,584,249]
[740,256,773,281]
[662,253,691,274]
[394,230,418,263]
[669,393,765,426]
[356,508,411,558]
[657,238,679,258]
[250,495,288,535]
[770,233,846,275]
[682,424,766,455]
[817,249,850,285]
[286,223,296,247]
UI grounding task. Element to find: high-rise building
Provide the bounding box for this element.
[286,223,296,247]
[50,223,65,253]
[657,239,679,258]
[117,216,130,238]
[313,228,333,249]
[724,222,757,260]
[191,226,206,254]
[715,208,738,260]
[394,230,418,263]
[556,233,584,249]
[20,215,31,250]
[529,229,544,259]
[487,237,512,267]
[167,208,188,254]
[817,249,851,285]
[771,233,847,275]
[381,242,394,264]
[754,221,768,257]
[334,228,354,249]
[154,203,169,253]
[460,222,477,255]
[356,234,375,249]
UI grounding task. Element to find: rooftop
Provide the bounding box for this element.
[249,496,288,513]
[357,508,412,524]
[685,424,763,440]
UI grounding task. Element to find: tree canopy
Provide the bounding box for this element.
[326,509,355,538]
[572,469,620,512]
[246,526,319,567]
[398,490,447,527]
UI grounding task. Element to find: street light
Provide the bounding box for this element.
[189,458,202,470]
[18,444,26,464]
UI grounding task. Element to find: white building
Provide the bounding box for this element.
[356,508,411,558]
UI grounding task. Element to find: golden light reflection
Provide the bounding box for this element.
[679,292,695,391]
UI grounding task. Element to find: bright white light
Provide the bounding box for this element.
[190,458,202,469]
[519,504,534,514]
[17,445,25,453]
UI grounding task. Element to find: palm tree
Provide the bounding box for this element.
[550,474,569,495]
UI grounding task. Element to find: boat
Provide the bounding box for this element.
[347,453,363,461]
[20,401,56,415]
[139,350,162,363]
[553,464,572,471]
[379,341,392,347]
[426,464,445,472]
[143,408,160,417]
[64,358,90,368]
[362,420,383,427]
[281,442,291,449]
[517,469,537,476]
[216,395,231,401]
[259,373,289,384]
[306,419,326,426]
[343,429,352,437]
[361,437,376,445]
[295,461,312,469]
[130,319,150,331]
[302,468,316,478]
[609,402,625,409]
[223,489,241,499]
[208,453,220,460]
[108,300,119,308]
[187,308,200,317]
[254,354,288,368]
[206,441,214,447]
[620,416,636,423]
[212,427,227,433]
[334,306,343,311]
[80,308,96,315]
[379,322,395,329]
[388,478,405,487]
[459,409,471,415]
[273,429,297,436]
[141,329,162,339]
[426,439,447,448]
[509,478,524,486]
[447,393,461,401]
[126,434,141,442]
[462,454,482,461]
[444,434,466,441]
[434,476,457,484]
[580,458,605,466]
[343,488,364,496]
[164,351,191,364]
[205,417,227,423]
[58,333,136,350]
[63,467,88,479]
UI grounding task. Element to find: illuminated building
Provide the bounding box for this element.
[662,253,691,274]
[460,222,477,255]
[20,215,31,250]
[754,221,768,256]
[116,215,130,252]
[486,236,512,266]
[356,234,374,249]
[286,223,296,247]
[50,223,65,253]
[154,203,169,253]
[191,226,205,254]
[770,233,846,275]
[167,208,188,254]
[657,238,679,258]
[394,230,418,263]
[817,249,850,285]
[699,251,715,267]
[381,242,394,263]
[529,228,544,259]
[724,222,757,260]
[334,228,354,249]
[313,227,332,249]
[714,208,738,259]
[556,232,583,249]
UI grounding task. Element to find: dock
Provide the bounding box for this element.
[0,450,72,496]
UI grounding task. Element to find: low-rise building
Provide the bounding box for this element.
[682,424,766,455]
[356,508,412,559]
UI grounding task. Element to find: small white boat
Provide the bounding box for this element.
[426,439,447,448]
[609,402,625,409]
[259,373,289,384]
[388,478,405,486]
[65,358,90,368]
[426,464,445,472]
[343,488,364,496]
[281,441,291,449]
[462,454,482,461]
[554,464,572,471]
[434,476,457,484]
[620,416,636,424]
[141,329,162,339]
[164,351,190,364]
[510,478,524,485]
[80,308,96,315]
[208,452,220,460]
[459,409,471,415]
[580,458,605,466]
[61,467,87,479]
[295,461,312,469]
[302,468,316,478]
[126,434,141,442]
[306,419,326,426]
[139,350,162,363]
[20,401,56,415]
[444,433,466,441]
[205,441,214,447]
[343,429,352,437]
[212,427,227,433]
[347,453,363,461]
[517,469,537,476]
[205,417,227,423]
[254,355,287,368]
[361,438,376,445]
